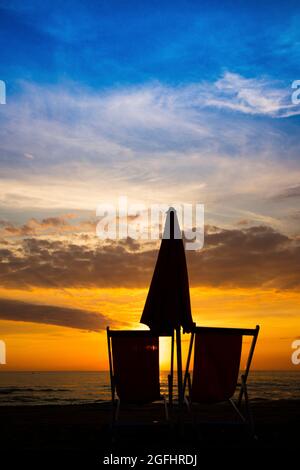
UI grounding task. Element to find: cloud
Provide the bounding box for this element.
[274,185,300,200]
[0,226,299,290]
[199,72,299,118]
[23,153,34,160]
[236,219,250,226]
[0,213,145,238]
[0,297,110,331]
[0,77,299,216]
[0,213,95,237]
[190,225,300,290]
[0,74,300,233]
[0,236,155,289]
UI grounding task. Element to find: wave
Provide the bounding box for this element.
[0,387,69,394]
[0,371,299,406]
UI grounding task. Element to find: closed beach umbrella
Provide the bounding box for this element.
[140,207,193,404]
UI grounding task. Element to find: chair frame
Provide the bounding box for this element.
[183,325,260,434]
[107,327,174,424]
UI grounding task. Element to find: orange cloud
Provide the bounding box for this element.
[0,225,300,290]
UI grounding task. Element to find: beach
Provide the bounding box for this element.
[0,371,300,460]
[1,370,299,459]
[1,399,299,461]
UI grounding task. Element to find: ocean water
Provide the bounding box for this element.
[0,371,299,406]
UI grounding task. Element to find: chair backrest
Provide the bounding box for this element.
[185,326,259,404]
[107,328,161,404]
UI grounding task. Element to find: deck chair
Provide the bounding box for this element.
[107,328,174,423]
[183,325,259,434]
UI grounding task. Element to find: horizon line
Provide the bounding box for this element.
[1,369,299,373]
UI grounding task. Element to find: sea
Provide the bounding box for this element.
[0,371,299,406]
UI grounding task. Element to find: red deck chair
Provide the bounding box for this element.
[107,328,174,423]
[183,325,259,433]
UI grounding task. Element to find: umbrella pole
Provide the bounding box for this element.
[176,326,183,407]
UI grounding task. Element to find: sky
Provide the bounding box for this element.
[0,0,300,370]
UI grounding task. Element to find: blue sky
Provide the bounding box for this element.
[0,0,300,234]
[1,0,300,89]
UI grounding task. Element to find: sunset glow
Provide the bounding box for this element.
[0,1,300,374]
[1,286,299,370]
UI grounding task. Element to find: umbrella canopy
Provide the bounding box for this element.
[140,207,194,335]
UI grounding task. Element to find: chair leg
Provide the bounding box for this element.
[232,377,257,440]
[163,395,169,421]
[184,396,191,413]
[109,398,120,443]
[111,397,120,424]
[115,398,120,422]
[229,398,246,423]
[168,374,173,409]
[242,380,256,439]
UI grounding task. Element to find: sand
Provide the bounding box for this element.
[0,400,299,462]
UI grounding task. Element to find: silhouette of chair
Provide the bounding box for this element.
[183,325,259,434]
[107,328,173,423]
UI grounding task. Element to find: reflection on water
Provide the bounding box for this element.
[0,371,299,406]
